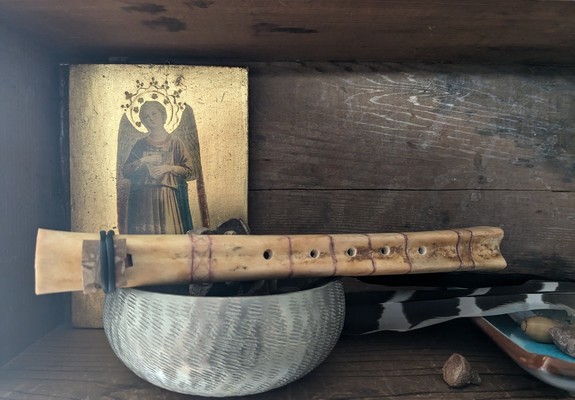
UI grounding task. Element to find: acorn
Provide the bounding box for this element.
[442,353,481,388]
[520,316,565,343]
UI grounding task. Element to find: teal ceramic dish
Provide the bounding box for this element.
[475,314,575,394]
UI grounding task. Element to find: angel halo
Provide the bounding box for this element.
[121,77,186,134]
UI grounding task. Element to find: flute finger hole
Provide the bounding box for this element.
[379,246,390,256]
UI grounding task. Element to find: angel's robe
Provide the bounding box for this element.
[123,135,195,234]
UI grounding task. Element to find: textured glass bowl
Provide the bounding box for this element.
[103,280,345,397]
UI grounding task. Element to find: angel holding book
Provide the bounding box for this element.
[120,100,198,234]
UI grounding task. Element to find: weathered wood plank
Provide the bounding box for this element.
[248,190,575,280]
[1,1,575,64]
[0,323,570,399]
[249,63,575,191]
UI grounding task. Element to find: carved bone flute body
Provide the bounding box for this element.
[34,226,506,294]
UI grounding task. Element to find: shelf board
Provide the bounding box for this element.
[0,319,570,399]
[0,0,574,64]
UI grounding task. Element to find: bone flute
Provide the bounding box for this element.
[34,226,506,295]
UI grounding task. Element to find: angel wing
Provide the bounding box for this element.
[116,114,144,234]
[172,104,210,228]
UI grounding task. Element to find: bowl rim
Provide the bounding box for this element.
[109,278,343,301]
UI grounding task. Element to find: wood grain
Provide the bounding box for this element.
[249,62,575,191]
[0,321,569,399]
[0,1,575,64]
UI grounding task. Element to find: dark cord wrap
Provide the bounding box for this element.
[99,230,116,293]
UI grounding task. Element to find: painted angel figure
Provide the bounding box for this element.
[117,100,209,234]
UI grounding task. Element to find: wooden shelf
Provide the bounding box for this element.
[1,2,575,398]
[0,319,570,399]
[0,0,574,64]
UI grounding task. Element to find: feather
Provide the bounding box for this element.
[344,281,575,335]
